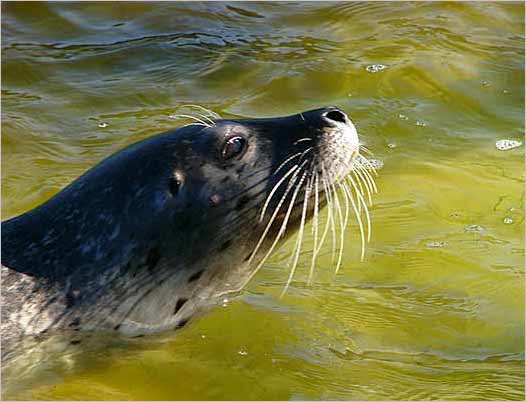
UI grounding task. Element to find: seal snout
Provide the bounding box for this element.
[298,106,360,182]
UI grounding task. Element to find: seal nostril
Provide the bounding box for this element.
[325,110,347,124]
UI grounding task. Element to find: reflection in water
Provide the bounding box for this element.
[1,1,524,400]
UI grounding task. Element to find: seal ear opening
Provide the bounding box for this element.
[169,172,184,197]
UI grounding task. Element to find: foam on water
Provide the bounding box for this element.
[365,64,387,73]
[495,139,522,151]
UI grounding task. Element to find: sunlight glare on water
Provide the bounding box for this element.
[1,2,524,400]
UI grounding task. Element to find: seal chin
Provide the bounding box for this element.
[1,105,377,345]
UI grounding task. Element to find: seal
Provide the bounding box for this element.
[1,106,376,360]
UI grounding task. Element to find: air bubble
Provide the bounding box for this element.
[98,122,108,128]
[464,224,485,233]
[387,142,397,149]
[425,241,447,249]
[238,349,248,356]
[398,114,409,121]
[503,216,513,225]
[416,121,427,127]
[366,64,387,73]
[495,139,522,151]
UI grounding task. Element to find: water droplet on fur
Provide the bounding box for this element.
[503,216,513,225]
[366,64,386,73]
[98,122,108,128]
[495,139,522,151]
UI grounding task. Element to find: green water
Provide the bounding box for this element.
[1,2,524,400]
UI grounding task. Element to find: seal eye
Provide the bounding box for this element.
[222,136,246,160]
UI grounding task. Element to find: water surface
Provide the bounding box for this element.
[1,2,524,400]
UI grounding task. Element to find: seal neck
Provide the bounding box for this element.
[2,206,86,281]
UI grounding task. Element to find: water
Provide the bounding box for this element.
[1,2,524,400]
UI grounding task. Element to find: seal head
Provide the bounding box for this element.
[1,106,366,345]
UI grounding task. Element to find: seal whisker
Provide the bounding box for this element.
[244,167,307,289]
[281,173,311,296]
[299,147,313,160]
[357,154,379,177]
[346,175,372,244]
[257,168,308,268]
[263,157,309,213]
[344,176,367,260]
[169,113,211,128]
[314,174,333,257]
[247,164,304,267]
[179,104,221,119]
[308,172,319,286]
[352,169,372,207]
[293,137,312,146]
[260,164,301,222]
[271,152,302,177]
[327,172,346,275]
[334,180,351,275]
[357,163,378,194]
[185,111,216,127]
[351,156,377,195]
[174,122,205,128]
[173,109,216,126]
[320,163,337,263]
[359,144,374,156]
